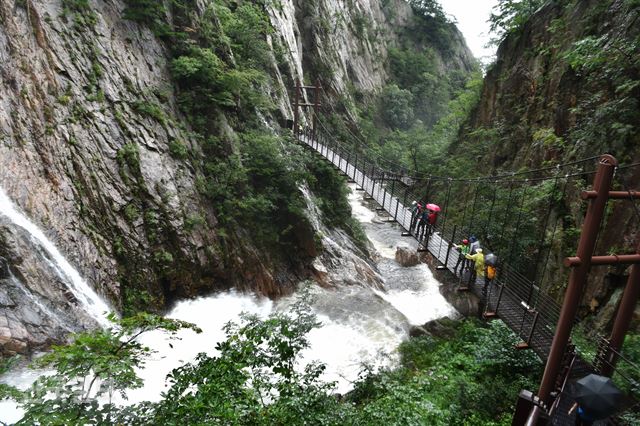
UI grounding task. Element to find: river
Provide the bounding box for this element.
[0,184,456,422]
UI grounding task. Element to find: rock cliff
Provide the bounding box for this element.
[450,0,640,328]
[0,0,474,355]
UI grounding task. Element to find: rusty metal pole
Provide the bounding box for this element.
[293,80,300,140]
[600,248,640,376]
[537,154,618,402]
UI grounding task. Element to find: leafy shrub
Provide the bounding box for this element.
[116,143,140,170]
[168,139,189,159]
[122,0,169,35]
[133,100,166,124]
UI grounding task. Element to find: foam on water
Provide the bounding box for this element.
[1,183,456,421]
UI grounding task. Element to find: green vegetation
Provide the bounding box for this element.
[0,313,200,424]
[306,158,369,252]
[60,0,98,29]
[132,100,166,125]
[168,139,189,160]
[1,305,543,425]
[488,0,546,44]
[348,320,542,425]
[119,0,318,265]
[407,0,457,53]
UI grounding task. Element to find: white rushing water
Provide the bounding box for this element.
[116,184,456,401]
[1,184,456,421]
[0,187,111,325]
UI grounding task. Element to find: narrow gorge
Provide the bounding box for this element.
[1,0,639,424]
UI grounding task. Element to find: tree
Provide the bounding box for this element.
[148,299,347,425]
[379,84,415,130]
[407,0,451,23]
[489,0,546,44]
[2,313,200,425]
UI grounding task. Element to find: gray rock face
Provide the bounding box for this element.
[0,0,476,354]
[0,218,96,356]
[0,0,238,318]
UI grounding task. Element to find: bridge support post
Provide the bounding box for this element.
[444,225,457,268]
[536,155,617,403]
[485,283,504,318]
[599,250,640,376]
[392,180,399,222]
[381,173,387,210]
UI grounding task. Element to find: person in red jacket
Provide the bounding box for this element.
[426,210,438,236]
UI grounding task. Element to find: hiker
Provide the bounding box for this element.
[465,248,485,286]
[409,201,420,231]
[569,402,595,426]
[469,235,481,254]
[453,239,470,276]
[484,261,497,293]
[483,252,498,292]
[427,209,438,236]
[417,207,429,240]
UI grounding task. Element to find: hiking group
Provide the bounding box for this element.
[408,200,497,293]
[409,201,439,241]
[453,236,498,293]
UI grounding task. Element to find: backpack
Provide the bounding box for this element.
[486,265,496,280]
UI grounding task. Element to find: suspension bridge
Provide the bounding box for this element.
[291,83,640,425]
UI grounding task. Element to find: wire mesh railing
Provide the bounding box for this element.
[298,127,567,358]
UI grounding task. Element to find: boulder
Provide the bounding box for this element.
[395,246,420,267]
[439,280,482,317]
[410,317,460,339]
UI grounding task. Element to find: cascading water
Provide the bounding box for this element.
[0,184,456,421]
[117,184,456,401]
[0,187,111,326]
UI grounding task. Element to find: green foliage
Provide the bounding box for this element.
[562,31,640,157]
[348,320,542,425]
[387,47,455,126]
[133,100,166,125]
[532,128,565,150]
[60,0,98,28]
[123,203,140,221]
[406,0,457,53]
[215,2,272,69]
[122,0,169,35]
[305,158,369,252]
[151,299,346,425]
[116,143,140,171]
[489,0,545,44]
[379,84,415,130]
[171,46,266,117]
[235,132,309,249]
[168,139,189,159]
[184,213,205,231]
[4,313,200,425]
[3,306,544,425]
[407,0,450,22]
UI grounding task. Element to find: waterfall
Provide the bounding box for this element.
[112,184,456,400]
[0,187,111,326]
[1,183,456,422]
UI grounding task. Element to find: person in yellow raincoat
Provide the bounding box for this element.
[465,248,484,286]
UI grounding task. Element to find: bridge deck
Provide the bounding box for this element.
[299,133,608,425]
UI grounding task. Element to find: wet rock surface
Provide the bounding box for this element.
[410,316,460,339]
[0,0,474,355]
[395,246,420,267]
[0,220,94,356]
